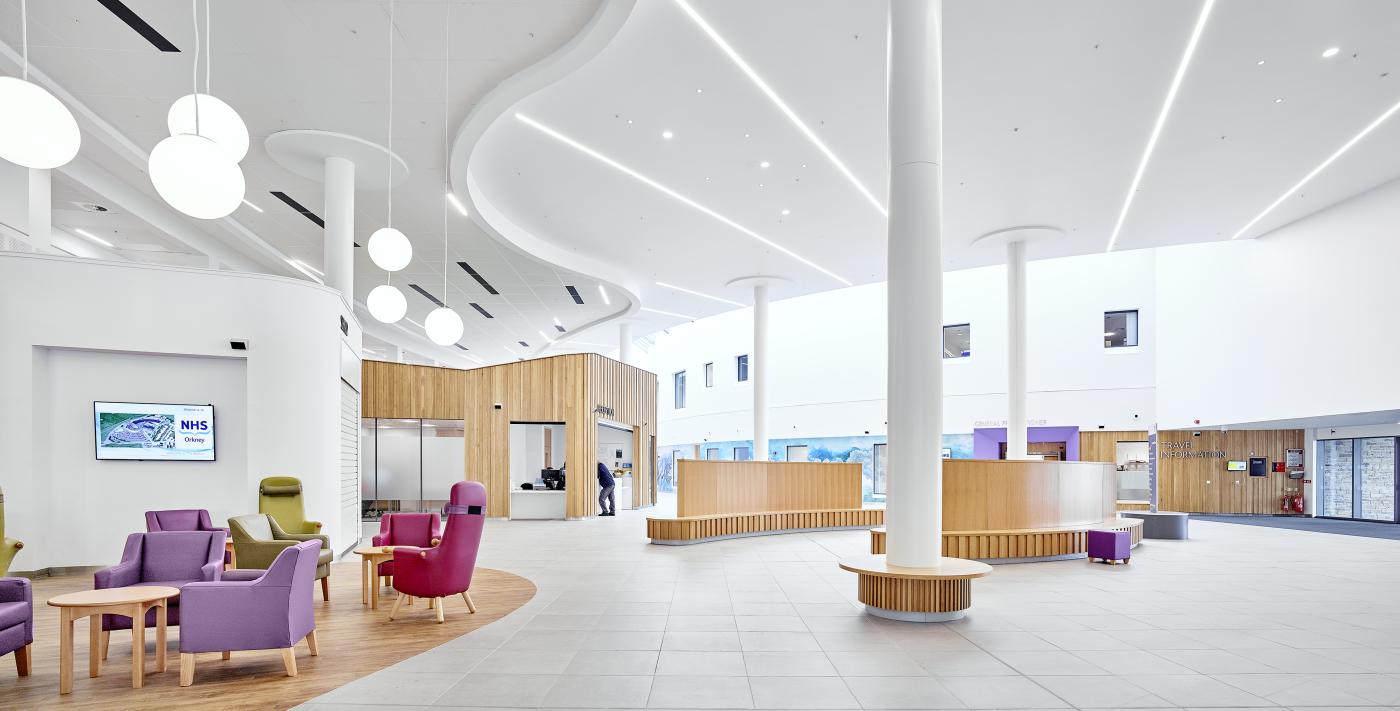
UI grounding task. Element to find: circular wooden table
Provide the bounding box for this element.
[47,586,179,695]
[839,554,992,623]
[353,546,400,609]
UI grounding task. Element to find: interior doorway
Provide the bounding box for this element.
[999,441,1068,460]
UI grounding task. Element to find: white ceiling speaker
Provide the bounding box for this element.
[366,283,407,324]
[424,306,464,346]
[368,227,413,272]
[0,76,81,169]
[148,133,245,219]
[166,93,249,162]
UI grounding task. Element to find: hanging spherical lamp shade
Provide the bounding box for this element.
[424,306,464,346]
[148,133,245,219]
[166,93,249,162]
[368,227,413,272]
[0,76,81,169]
[367,283,408,324]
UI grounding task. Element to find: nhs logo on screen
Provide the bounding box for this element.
[181,420,209,431]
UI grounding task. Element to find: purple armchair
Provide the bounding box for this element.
[94,531,225,660]
[146,509,232,566]
[372,512,441,582]
[0,578,31,677]
[178,540,320,686]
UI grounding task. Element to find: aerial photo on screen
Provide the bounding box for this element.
[98,412,176,450]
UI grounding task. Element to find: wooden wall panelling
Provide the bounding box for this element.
[361,361,465,420]
[941,460,1117,531]
[675,461,862,517]
[1157,429,1305,514]
[1078,431,1149,463]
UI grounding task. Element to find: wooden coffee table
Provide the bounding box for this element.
[353,546,399,609]
[47,586,179,695]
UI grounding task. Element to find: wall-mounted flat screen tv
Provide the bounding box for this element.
[1226,460,1247,471]
[94,402,215,461]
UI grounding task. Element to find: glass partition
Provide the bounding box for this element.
[361,417,465,520]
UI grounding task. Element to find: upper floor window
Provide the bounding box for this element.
[943,323,971,358]
[1104,310,1139,348]
[736,354,750,382]
[673,371,687,408]
[734,446,752,461]
[704,362,714,388]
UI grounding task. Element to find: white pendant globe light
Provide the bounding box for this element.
[166,93,248,162]
[367,227,412,272]
[367,283,408,324]
[0,1,81,169]
[149,133,245,219]
[424,306,464,346]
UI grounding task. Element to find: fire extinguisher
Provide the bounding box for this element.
[1292,493,1304,514]
[1281,494,1292,512]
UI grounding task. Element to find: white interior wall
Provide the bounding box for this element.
[597,424,633,470]
[0,253,359,570]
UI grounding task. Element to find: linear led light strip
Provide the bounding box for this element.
[1231,95,1400,240]
[656,280,745,307]
[1105,0,1216,252]
[673,0,886,217]
[641,306,697,320]
[516,113,851,286]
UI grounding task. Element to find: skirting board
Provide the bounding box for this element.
[651,525,875,545]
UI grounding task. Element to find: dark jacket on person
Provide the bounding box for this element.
[596,462,615,488]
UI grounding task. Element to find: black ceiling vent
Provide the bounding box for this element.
[469,303,493,319]
[456,262,498,295]
[269,191,326,229]
[98,0,180,52]
[408,284,443,307]
[554,324,566,333]
[518,341,529,348]
[565,285,584,304]
[454,344,470,351]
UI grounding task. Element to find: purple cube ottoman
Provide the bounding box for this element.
[1086,529,1130,565]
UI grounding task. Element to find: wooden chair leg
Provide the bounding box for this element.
[280,647,298,677]
[461,591,476,613]
[100,629,110,661]
[435,598,445,624]
[179,653,194,687]
[427,597,435,610]
[306,629,319,656]
[221,651,231,661]
[14,644,30,677]
[389,593,406,621]
[320,576,330,601]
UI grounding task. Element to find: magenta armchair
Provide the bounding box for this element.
[372,512,442,580]
[0,578,32,677]
[389,481,486,623]
[146,509,232,566]
[94,531,224,659]
[178,540,320,686]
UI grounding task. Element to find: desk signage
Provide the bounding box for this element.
[1159,441,1226,459]
[593,404,615,417]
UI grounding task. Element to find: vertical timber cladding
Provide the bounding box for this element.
[460,354,658,518]
[1156,429,1305,514]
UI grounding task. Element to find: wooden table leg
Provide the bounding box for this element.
[155,600,167,673]
[131,603,145,689]
[361,556,370,606]
[88,615,101,678]
[59,608,74,695]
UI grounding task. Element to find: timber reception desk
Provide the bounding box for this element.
[646,460,883,544]
[868,459,1143,562]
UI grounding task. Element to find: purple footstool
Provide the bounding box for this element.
[1086,529,1131,565]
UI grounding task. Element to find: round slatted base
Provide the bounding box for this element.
[839,555,992,623]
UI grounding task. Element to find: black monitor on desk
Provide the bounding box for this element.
[541,468,565,490]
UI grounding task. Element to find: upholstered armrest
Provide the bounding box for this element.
[306,520,323,533]
[94,560,140,589]
[0,538,22,576]
[0,577,30,605]
[200,561,222,582]
[276,532,330,551]
[371,532,389,546]
[219,569,265,582]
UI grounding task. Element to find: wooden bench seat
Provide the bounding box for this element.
[869,516,1144,561]
[647,508,885,545]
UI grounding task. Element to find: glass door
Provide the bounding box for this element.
[1359,437,1396,522]
[1318,439,1354,519]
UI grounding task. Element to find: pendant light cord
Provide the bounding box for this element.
[191,0,201,136]
[441,3,450,305]
[205,0,211,94]
[20,0,27,81]
[386,0,395,228]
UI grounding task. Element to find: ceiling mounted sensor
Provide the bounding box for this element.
[149,0,245,219]
[424,0,463,349]
[0,0,82,169]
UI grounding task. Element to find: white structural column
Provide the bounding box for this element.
[1006,239,1028,460]
[323,156,356,295]
[28,169,51,250]
[752,283,769,462]
[885,0,944,569]
[619,321,634,365]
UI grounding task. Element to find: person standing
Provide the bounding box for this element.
[596,461,616,516]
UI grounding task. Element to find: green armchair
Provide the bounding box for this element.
[228,514,332,601]
[0,487,22,577]
[258,476,322,534]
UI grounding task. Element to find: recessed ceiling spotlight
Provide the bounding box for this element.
[758,183,765,188]
[626,119,633,124]
[1256,59,1265,66]
[1274,97,1284,103]
[780,208,790,216]
[801,163,808,168]
[759,160,770,168]
[661,130,674,139]
[743,133,750,138]
[695,88,703,94]
[1322,47,1340,58]
[704,177,711,181]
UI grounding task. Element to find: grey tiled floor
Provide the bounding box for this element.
[298,500,1400,709]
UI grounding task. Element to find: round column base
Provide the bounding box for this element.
[839,554,992,624]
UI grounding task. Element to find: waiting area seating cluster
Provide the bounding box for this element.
[0,478,489,699]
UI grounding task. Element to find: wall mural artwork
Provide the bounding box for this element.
[658,434,975,502]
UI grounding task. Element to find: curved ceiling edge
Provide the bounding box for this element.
[449,0,643,360]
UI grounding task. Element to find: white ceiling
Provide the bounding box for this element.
[0,0,625,366]
[466,0,1400,330]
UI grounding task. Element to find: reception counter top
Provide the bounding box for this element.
[509,489,566,520]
